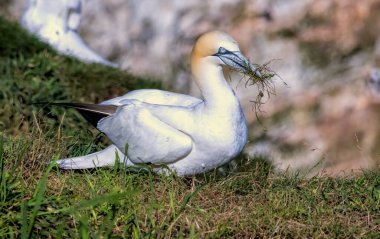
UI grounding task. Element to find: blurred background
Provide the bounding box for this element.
[2,0,380,176]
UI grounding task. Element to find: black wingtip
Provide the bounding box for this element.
[36,102,118,128]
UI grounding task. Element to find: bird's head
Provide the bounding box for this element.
[191,31,262,78]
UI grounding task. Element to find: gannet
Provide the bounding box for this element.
[22,0,116,67]
[56,31,263,175]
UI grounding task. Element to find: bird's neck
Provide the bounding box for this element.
[192,57,239,110]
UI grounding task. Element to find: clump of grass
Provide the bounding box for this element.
[234,58,286,119]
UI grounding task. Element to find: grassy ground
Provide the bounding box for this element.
[0,16,379,238]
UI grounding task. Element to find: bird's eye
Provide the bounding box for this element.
[218,47,227,54]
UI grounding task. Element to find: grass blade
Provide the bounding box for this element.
[21,161,55,239]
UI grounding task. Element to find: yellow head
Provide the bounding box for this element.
[191,31,253,76]
[192,31,240,59]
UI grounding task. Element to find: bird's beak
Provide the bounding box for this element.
[213,49,262,78]
[213,49,248,71]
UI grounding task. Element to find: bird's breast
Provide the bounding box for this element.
[193,105,248,156]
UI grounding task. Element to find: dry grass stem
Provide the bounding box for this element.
[232,59,286,118]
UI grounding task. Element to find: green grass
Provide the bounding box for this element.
[0,17,161,135]
[1,132,379,238]
[0,16,379,238]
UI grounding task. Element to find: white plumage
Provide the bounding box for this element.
[22,0,116,67]
[57,31,252,175]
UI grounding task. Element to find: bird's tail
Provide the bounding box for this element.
[56,144,131,169]
[35,102,117,127]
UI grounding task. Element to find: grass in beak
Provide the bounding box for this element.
[236,59,286,120]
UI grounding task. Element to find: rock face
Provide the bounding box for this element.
[2,0,380,175]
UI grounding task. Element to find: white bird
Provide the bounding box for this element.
[22,0,117,67]
[55,31,263,176]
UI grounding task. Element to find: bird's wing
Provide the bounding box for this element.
[97,100,193,165]
[100,89,202,107]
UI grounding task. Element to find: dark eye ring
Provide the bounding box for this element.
[218,47,227,54]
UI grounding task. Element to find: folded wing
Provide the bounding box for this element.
[98,101,193,165]
[100,89,202,107]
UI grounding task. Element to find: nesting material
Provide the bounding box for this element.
[235,59,285,117]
